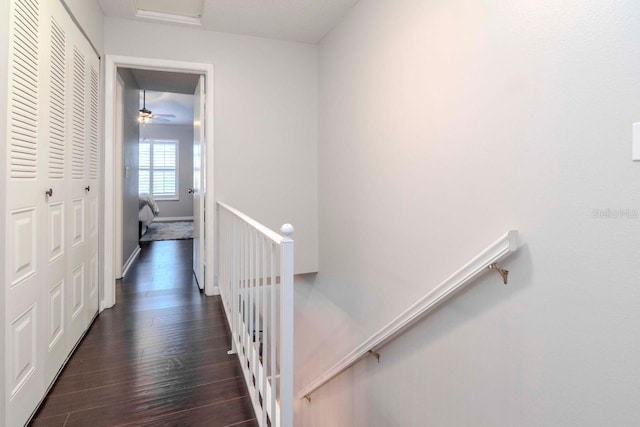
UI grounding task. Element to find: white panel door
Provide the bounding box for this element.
[66,31,99,342]
[5,0,46,423]
[42,2,73,386]
[193,75,205,289]
[85,51,100,321]
[66,42,89,344]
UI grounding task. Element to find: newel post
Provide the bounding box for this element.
[279,223,294,427]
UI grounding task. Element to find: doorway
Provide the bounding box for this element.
[104,56,216,310]
[122,83,196,282]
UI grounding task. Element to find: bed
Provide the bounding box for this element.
[139,195,160,238]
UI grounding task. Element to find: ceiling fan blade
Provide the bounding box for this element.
[151,118,171,123]
[152,113,176,118]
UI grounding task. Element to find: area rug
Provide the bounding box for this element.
[140,221,194,241]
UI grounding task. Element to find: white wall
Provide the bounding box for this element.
[117,68,140,267]
[297,0,640,425]
[140,123,195,219]
[105,18,319,273]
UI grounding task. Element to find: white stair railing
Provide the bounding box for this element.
[217,202,294,427]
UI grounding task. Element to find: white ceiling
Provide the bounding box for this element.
[141,90,194,126]
[130,68,200,94]
[122,68,199,127]
[98,0,359,43]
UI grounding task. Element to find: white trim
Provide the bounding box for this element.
[153,216,194,222]
[120,245,141,279]
[103,55,215,309]
[114,73,124,279]
[297,230,521,399]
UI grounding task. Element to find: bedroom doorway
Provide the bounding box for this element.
[105,56,215,310]
[116,71,198,274]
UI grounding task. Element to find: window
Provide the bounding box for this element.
[139,139,179,199]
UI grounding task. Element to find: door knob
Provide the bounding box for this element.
[188,188,194,194]
[45,188,53,197]
[85,185,90,192]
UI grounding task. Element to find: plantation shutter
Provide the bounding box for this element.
[152,142,177,197]
[139,140,177,198]
[138,141,150,194]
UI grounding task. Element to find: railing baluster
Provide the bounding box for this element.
[243,222,248,358]
[249,227,254,399]
[251,231,260,416]
[231,216,238,354]
[270,241,278,426]
[263,238,270,425]
[261,235,268,427]
[239,221,244,354]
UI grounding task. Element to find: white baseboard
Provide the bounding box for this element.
[121,245,141,278]
[154,216,194,222]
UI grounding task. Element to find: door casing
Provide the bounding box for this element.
[193,75,205,290]
[103,55,216,310]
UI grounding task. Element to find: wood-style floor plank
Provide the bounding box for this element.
[49,357,238,396]
[29,413,69,427]
[225,420,260,427]
[29,240,256,426]
[63,377,249,426]
[117,396,257,427]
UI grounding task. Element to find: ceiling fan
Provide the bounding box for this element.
[138,90,176,124]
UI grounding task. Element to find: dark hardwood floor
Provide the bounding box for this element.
[30,239,257,427]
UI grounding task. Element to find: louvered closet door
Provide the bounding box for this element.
[85,51,100,321]
[41,0,75,387]
[5,0,46,423]
[67,41,89,340]
[4,0,101,424]
[42,0,99,389]
[67,38,100,331]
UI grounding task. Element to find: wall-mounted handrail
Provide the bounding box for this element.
[297,230,519,400]
[217,202,294,427]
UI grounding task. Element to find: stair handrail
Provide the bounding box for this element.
[297,230,519,401]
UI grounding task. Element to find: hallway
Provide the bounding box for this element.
[30,240,257,426]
